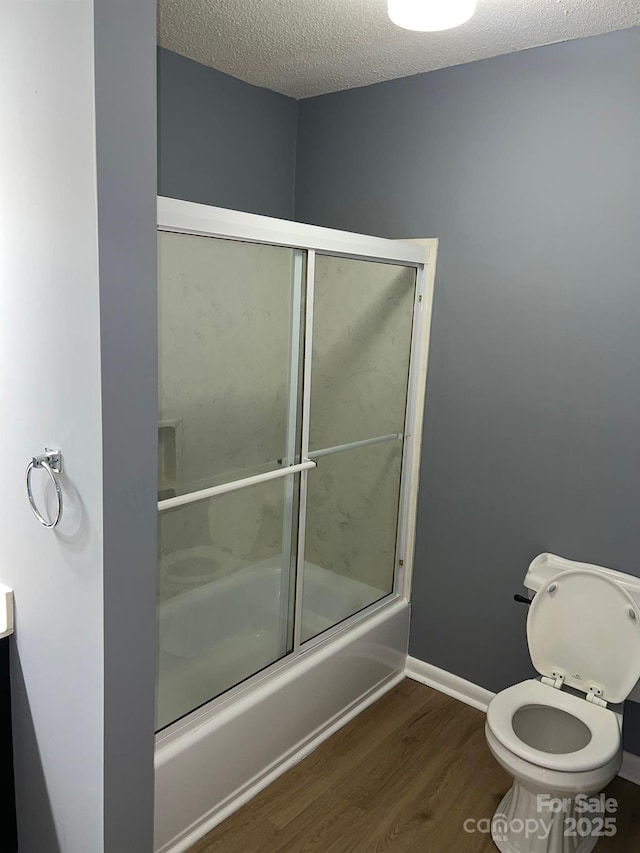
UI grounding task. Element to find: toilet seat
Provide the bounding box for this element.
[486,679,621,773]
[527,569,640,704]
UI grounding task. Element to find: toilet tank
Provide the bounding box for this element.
[524,553,640,703]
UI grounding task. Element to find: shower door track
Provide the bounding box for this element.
[158,198,428,265]
[156,197,437,739]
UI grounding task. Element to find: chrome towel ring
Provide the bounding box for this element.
[26,449,63,529]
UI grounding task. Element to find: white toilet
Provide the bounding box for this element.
[485,553,640,853]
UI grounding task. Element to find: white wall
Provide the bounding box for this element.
[0,4,104,849]
[0,1,157,850]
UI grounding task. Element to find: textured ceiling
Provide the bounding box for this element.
[158,1,640,99]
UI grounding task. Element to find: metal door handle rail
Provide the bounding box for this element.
[26,449,63,529]
[308,433,403,461]
[158,459,316,513]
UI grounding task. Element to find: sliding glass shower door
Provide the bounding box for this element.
[300,256,416,642]
[156,207,426,732]
[156,232,305,730]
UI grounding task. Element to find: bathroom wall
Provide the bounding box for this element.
[295,27,640,754]
[96,2,158,846]
[158,47,297,218]
[1,0,157,849]
[0,639,16,851]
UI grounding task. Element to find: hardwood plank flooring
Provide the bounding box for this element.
[190,679,640,852]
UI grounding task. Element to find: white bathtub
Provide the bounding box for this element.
[157,556,388,730]
[155,556,409,852]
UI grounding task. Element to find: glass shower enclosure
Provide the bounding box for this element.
[156,199,432,731]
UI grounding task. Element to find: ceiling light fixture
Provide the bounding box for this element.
[388,0,477,32]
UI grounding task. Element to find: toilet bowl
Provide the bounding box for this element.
[485,554,640,853]
[486,681,622,853]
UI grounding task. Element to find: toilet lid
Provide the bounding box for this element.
[527,569,640,703]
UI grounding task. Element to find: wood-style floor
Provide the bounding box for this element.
[190,679,640,852]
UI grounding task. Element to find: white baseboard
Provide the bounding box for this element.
[405,656,640,787]
[405,656,496,712]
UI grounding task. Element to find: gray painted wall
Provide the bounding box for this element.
[295,28,640,754]
[158,47,297,219]
[96,1,158,849]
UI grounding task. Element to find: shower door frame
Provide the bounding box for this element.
[156,196,436,734]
